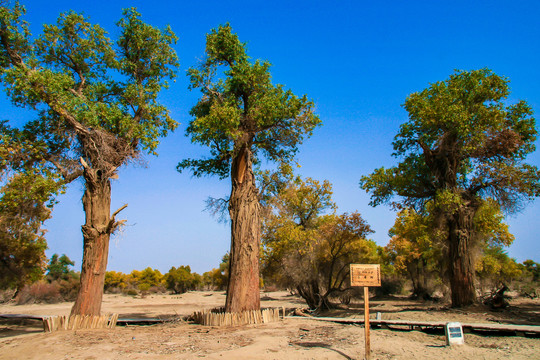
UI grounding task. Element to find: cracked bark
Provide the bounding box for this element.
[448,205,477,307]
[70,166,125,316]
[225,146,261,312]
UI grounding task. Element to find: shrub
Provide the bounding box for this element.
[375,277,406,297]
[105,287,123,294]
[148,285,166,294]
[138,283,151,292]
[46,254,76,282]
[517,283,539,299]
[124,288,138,296]
[0,289,16,303]
[165,265,201,294]
[57,277,80,301]
[104,271,129,292]
[130,268,163,291]
[16,281,61,304]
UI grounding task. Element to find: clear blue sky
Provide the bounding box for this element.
[4,0,540,274]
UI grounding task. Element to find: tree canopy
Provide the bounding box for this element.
[46,254,75,282]
[178,24,320,179]
[361,69,539,212]
[0,172,57,289]
[0,4,178,179]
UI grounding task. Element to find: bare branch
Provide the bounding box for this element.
[79,157,89,169]
[111,203,128,219]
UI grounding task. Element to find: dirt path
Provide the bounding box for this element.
[0,291,538,359]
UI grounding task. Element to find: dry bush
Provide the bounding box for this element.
[15,277,80,304]
[123,288,138,296]
[16,281,61,304]
[263,285,280,292]
[56,277,80,301]
[105,286,123,294]
[148,285,167,294]
[0,289,17,303]
[517,283,539,299]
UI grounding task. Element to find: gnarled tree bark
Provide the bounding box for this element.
[70,164,125,316]
[225,146,261,312]
[447,204,478,307]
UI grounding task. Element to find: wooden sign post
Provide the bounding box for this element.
[350,264,381,360]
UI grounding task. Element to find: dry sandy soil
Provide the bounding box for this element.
[0,291,538,359]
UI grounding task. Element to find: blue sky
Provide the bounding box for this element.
[4,0,540,274]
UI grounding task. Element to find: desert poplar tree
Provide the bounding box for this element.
[0,3,178,315]
[179,24,320,312]
[361,69,539,306]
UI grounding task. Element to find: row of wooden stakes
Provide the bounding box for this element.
[192,307,284,327]
[43,313,119,332]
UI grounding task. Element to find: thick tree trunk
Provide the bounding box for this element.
[447,207,477,307]
[296,281,319,310]
[296,280,331,311]
[408,263,429,299]
[225,146,261,312]
[70,170,112,316]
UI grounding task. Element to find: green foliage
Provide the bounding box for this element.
[386,208,442,298]
[178,23,320,178]
[476,245,522,291]
[46,253,75,281]
[179,24,319,311]
[0,4,178,157]
[386,201,516,298]
[516,260,540,298]
[473,199,515,247]
[104,271,129,291]
[521,260,540,282]
[0,3,179,208]
[361,68,539,212]
[262,176,335,283]
[129,267,163,291]
[0,2,179,313]
[164,265,202,294]
[0,171,60,289]
[202,253,229,290]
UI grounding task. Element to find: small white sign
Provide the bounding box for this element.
[445,322,465,345]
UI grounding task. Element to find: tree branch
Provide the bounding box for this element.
[111,204,128,219]
[107,204,128,234]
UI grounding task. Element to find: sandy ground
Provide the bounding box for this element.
[0,291,539,360]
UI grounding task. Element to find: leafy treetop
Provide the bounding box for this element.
[0,3,179,179]
[178,24,320,179]
[361,69,540,212]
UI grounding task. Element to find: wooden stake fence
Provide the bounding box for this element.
[43,313,119,332]
[192,307,284,327]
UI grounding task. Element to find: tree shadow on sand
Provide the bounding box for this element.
[291,341,353,359]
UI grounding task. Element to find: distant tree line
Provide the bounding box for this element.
[103,255,229,295]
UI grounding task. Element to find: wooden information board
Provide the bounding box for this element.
[350,264,381,360]
[350,264,381,287]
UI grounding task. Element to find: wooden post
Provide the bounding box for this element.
[364,286,371,360]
